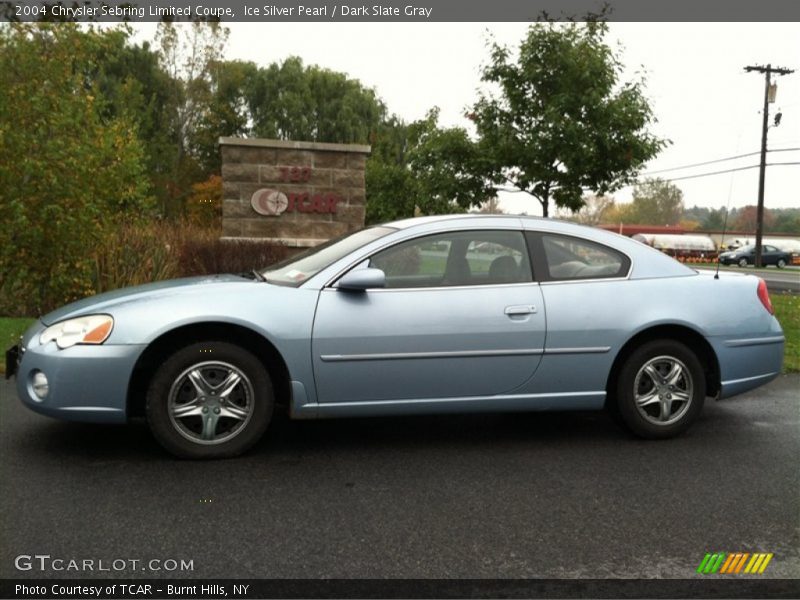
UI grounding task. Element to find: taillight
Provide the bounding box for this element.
[757,278,774,315]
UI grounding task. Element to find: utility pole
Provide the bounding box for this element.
[744,64,794,267]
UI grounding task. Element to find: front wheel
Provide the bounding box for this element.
[738,258,748,268]
[146,341,273,459]
[614,340,705,439]
[777,258,787,269]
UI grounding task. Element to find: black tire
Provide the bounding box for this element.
[777,258,787,269]
[614,339,705,439]
[738,258,748,268]
[146,341,273,459]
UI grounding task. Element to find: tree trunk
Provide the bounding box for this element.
[540,197,549,218]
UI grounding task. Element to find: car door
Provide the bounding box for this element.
[763,245,778,265]
[311,229,546,404]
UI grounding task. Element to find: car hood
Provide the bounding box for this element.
[40,274,252,325]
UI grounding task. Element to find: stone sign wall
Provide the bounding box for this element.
[219,137,370,247]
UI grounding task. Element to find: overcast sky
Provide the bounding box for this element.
[136,22,800,216]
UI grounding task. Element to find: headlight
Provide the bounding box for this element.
[39,315,114,349]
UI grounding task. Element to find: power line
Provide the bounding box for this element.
[494,160,800,193]
[764,161,800,168]
[642,147,800,176]
[653,161,799,183]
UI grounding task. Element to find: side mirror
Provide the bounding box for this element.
[337,268,386,291]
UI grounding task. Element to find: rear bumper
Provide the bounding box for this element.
[712,335,784,399]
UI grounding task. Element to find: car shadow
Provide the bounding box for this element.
[16,400,747,462]
[257,409,628,456]
[12,408,633,461]
[12,418,165,460]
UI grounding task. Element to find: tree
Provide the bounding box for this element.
[0,24,152,315]
[155,22,229,216]
[557,194,615,225]
[406,109,495,214]
[365,110,495,223]
[769,208,800,234]
[702,207,727,231]
[734,205,775,233]
[186,175,223,227]
[83,27,177,215]
[192,59,257,174]
[476,197,505,214]
[627,178,684,225]
[365,116,417,223]
[246,56,386,144]
[471,20,666,217]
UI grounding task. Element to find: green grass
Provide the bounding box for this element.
[0,317,36,375]
[773,294,800,373]
[419,253,447,274]
[0,295,797,376]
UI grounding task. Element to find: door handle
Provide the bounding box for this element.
[504,304,536,316]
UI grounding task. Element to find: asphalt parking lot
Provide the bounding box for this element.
[1,376,798,580]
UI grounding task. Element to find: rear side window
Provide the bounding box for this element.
[541,234,630,281]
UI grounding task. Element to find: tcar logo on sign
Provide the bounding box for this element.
[251,188,342,216]
[251,165,343,217]
[252,189,289,215]
[697,552,774,575]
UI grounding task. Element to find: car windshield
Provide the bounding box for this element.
[262,226,396,287]
[738,245,755,253]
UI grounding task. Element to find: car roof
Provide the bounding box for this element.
[385,213,613,239]
[385,213,565,229]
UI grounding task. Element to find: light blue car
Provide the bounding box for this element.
[7,215,784,458]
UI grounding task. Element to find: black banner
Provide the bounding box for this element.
[2,0,800,22]
[2,579,800,599]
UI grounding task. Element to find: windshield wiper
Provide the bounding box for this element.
[238,270,267,282]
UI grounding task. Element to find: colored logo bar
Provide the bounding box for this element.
[697,552,774,574]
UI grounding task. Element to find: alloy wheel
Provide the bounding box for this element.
[633,355,694,426]
[167,361,255,445]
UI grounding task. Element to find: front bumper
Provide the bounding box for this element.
[14,334,145,424]
[5,344,19,379]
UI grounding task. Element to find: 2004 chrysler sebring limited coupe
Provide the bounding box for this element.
[6,215,784,458]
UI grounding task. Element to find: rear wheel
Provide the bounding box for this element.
[614,340,705,439]
[146,341,273,459]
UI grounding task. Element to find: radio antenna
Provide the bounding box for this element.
[716,127,745,280]
[715,207,730,280]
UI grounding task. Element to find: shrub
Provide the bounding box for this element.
[93,221,289,291]
[175,230,289,277]
[92,221,177,294]
[1,220,289,317]
[185,175,223,227]
[93,220,289,287]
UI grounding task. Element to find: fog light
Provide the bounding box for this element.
[31,370,49,401]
